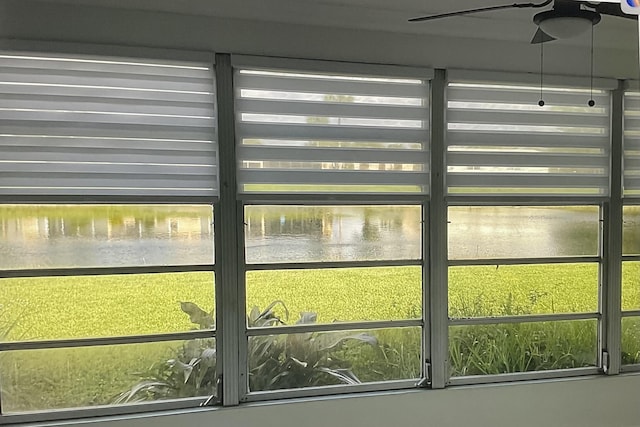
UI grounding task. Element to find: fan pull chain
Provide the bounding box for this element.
[588,23,595,107]
[539,41,545,107]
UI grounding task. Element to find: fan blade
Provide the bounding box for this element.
[530,27,557,43]
[409,0,552,22]
[590,2,637,19]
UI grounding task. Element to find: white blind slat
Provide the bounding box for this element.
[0,98,214,117]
[240,169,428,186]
[235,73,424,98]
[0,71,212,93]
[448,109,609,128]
[238,122,426,144]
[448,152,608,168]
[447,131,608,148]
[236,98,426,121]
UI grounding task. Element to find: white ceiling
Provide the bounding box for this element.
[31,0,637,48]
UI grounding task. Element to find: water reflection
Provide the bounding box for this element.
[449,206,599,259]
[0,206,213,269]
[244,206,422,263]
[0,204,620,270]
[624,206,640,255]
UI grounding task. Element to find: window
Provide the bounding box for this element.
[1,50,635,424]
[446,77,610,381]
[234,59,430,399]
[622,92,640,367]
[448,206,600,377]
[0,51,218,421]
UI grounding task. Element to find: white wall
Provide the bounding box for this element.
[2,2,639,426]
[31,374,640,427]
[0,0,636,79]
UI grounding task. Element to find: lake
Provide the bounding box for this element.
[0,204,637,270]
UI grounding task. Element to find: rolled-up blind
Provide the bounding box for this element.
[447,81,610,197]
[0,51,217,199]
[624,92,640,197]
[235,67,430,195]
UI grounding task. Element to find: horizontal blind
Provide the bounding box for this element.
[447,81,610,197]
[624,92,640,197]
[235,68,429,195]
[0,52,218,199]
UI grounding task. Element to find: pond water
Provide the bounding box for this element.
[0,205,638,270]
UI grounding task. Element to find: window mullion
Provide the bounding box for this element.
[603,82,625,375]
[214,53,242,406]
[427,68,448,389]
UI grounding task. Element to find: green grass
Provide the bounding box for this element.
[1,273,215,341]
[1,262,639,412]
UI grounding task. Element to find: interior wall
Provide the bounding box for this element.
[0,0,636,79]
[32,375,640,427]
[1,2,639,426]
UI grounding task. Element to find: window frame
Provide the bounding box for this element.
[0,42,219,424]
[1,46,638,424]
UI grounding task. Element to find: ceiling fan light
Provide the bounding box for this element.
[538,16,593,39]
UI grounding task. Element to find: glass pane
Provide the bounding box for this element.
[0,272,214,341]
[449,320,597,377]
[622,262,640,311]
[449,264,598,318]
[248,327,420,392]
[0,338,216,413]
[622,317,640,365]
[623,206,640,255]
[0,205,214,269]
[448,206,599,260]
[246,267,421,325]
[245,205,421,264]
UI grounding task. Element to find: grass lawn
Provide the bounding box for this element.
[0,262,639,412]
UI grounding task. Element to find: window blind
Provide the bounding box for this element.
[0,52,218,199]
[624,92,640,197]
[235,68,430,195]
[447,81,610,197]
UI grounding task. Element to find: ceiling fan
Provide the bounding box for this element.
[409,0,635,44]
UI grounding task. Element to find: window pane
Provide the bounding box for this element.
[622,262,640,311]
[449,320,597,377]
[0,205,214,269]
[622,317,640,365]
[448,206,599,260]
[0,272,214,341]
[248,327,420,392]
[0,338,216,413]
[623,206,640,255]
[246,267,421,325]
[245,205,421,264]
[449,264,598,318]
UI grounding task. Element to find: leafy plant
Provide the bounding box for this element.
[114,302,217,404]
[247,301,377,391]
[116,300,377,402]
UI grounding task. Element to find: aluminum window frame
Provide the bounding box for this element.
[238,199,428,403]
[229,55,434,402]
[0,47,637,424]
[0,41,220,424]
[446,201,607,384]
[0,203,218,425]
[443,73,619,384]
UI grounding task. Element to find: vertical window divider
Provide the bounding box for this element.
[427,68,448,389]
[603,81,625,375]
[214,53,242,406]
